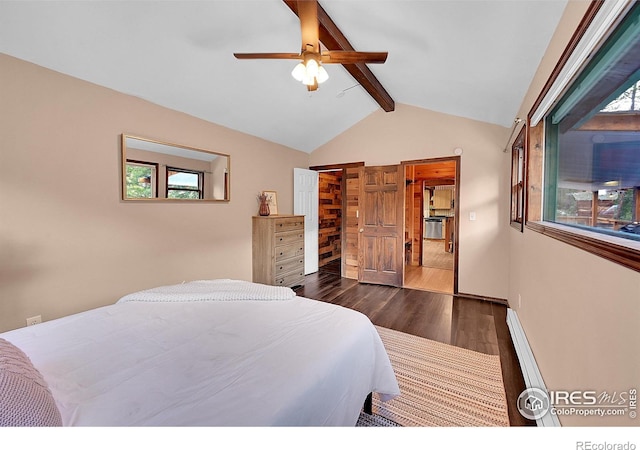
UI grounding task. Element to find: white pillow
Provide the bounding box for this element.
[0,338,62,426]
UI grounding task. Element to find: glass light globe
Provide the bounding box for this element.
[317,66,329,84]
[305,58,319,78]
[291,62,306,82]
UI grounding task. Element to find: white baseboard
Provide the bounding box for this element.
[506,308,560,427]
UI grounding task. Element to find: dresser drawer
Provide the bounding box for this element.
[275,271,305,288]
[275,256,304,276]
[275,242,304,262]
[275,217,304,233]
[275,229,304,247]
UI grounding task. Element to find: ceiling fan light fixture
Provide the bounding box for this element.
[305,58,319,78]
[316,66,329,84]
[291,55,328,87]
[291,62,306,82]
[234,0,388,100]
[302,74,315,86]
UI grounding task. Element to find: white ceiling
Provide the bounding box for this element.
[0,0,568,153]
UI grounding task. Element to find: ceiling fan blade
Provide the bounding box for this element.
[233,53,302,60]
[321,51,388,64]
[297,0,319,53]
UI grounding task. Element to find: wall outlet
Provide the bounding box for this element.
[469,211,476,221]
[26,315,42,326]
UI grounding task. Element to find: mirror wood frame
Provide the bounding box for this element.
[121,134,230,202]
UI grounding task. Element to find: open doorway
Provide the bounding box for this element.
[403,158,459,294]
[317,170,343,274]
[309,163,364,280]
[308,159,458,292]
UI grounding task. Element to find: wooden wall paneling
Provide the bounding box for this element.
[526,121,544,223]
[412,187,422,265]
[343,167,361,279]
[318,171,343,267]
[413,162,456,181]
[404,165,423,267]
[404,166,414,265]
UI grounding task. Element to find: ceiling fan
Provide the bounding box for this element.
[233,0,388,91]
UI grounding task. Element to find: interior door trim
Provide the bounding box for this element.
[401,156,461,294]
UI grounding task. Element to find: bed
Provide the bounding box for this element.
[0,279,400,426]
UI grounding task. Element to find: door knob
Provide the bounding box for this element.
[359,228,364,233]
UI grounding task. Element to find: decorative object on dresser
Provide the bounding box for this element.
[252,215,305,288]
[257,192,270,216]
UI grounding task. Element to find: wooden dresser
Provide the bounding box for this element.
[252,215,305,288]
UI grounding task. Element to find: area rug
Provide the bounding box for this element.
[358,326,510,427]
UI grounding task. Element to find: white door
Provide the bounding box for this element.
[294,168,319,275]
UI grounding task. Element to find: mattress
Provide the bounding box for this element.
[0,280,400,426]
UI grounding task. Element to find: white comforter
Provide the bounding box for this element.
[1,280,399,426]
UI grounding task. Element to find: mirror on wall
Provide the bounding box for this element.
[121,134,230,202]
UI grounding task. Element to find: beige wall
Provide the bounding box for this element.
[0,54,309,332]
[310,103,512,299]
[509,1,640,426]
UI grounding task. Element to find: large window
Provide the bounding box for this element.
[527,1,640,272]
[543,3,640,242]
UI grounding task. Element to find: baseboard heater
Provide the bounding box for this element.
[506,308,561,427]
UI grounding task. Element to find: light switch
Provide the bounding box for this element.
[469,211,476,221]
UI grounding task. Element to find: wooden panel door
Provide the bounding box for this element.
[358,165,404,287]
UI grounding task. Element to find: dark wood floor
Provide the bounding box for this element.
[295,260,535,426]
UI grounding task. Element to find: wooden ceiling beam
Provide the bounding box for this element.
[284,0,395,112]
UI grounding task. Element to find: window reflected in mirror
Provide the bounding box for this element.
[125,161,157,199]
[167,168,202,199]
[121,135,230,202]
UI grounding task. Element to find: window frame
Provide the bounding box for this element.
[510,126,526,231]
[166,167,204,199]
[525,0,640,273]
[125,160,158,199]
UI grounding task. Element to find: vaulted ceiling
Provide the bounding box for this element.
[0,0,568,153]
